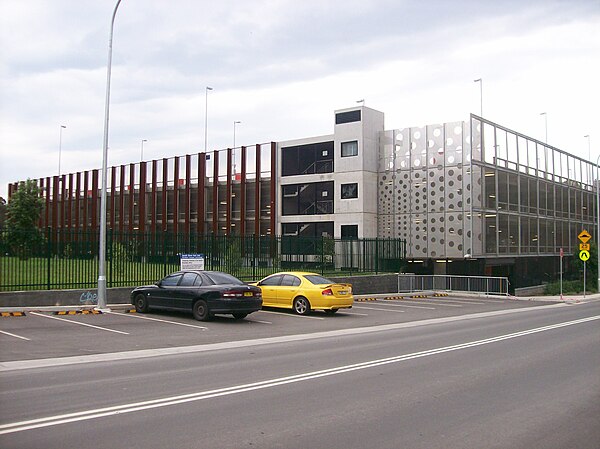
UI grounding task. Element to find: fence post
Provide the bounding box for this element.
[46,227,51,290]
[108,228,113,288]
[163,229,168,277]
[375,238,379,274]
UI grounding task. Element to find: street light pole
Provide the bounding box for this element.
[474,78,482,116]
[140,139,147,161]
[204,86,213,153]
[58,125,66,175]
[540,112,547,143]
[98,0,123,311]
[233,121,241,148]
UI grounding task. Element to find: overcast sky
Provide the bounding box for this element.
[1,0,599,199]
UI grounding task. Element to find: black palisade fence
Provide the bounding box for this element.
[0,228,406,291]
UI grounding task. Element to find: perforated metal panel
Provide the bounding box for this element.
[377,121,481,259]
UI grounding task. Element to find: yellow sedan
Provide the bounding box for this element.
[252,272,353,315]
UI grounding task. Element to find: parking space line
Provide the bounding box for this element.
[0,329,31,341]
[259,310,325,320]
[106,311,207,329]
[246,319,273,324]
[402,300,463,307]
[376,302,435,310]
[338,311,369,316]
[29,312,129,335]
[354,306,406,313]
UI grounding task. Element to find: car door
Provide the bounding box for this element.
[258,274,284,307]
[150,273,182,308]
[277,274,301,308]
[173,272,201,310]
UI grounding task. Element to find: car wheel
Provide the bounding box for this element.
[232,313,248,320]
[134,294,149,313]
[293,296,311,315]
[192,299,212,321]
[325,308,338,315]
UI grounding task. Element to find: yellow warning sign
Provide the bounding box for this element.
[580,243,590,251]
[578,230,592,243]
[579,250,590,261]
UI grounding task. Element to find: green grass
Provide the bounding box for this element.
[0,256,394,291]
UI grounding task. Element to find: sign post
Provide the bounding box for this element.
[578,230,592,299]
[560,247,563,300]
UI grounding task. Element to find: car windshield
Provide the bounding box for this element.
[204,272,245,285]
[304,275,333,285]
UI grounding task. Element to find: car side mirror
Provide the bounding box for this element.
[155,281,162,287]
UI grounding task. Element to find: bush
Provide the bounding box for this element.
[544,280,597,295]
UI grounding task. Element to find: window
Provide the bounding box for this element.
[161,274,182,286]
[341,224,358,240]
[341,183,358,199]
[281,142,333,176]
[260,275,284,286]
[335,110,361,124]
[180,272,200,286]
[341,141,358,157]
[282,181,334,215]
[281,275,301,287]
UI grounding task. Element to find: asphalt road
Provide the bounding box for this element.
[1,298,599,448]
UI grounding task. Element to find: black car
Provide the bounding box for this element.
[130,271,262,321]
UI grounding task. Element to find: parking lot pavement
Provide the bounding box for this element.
[0,295,561,364]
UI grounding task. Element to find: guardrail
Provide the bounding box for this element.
[397,274,509,296]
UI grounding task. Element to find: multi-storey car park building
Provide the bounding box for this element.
[7,106,597,287]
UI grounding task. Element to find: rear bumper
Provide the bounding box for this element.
[312,296,354,310]
[208,298,263,314]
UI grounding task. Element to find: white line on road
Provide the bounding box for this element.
[377,302,435,310]
[0,329,31,341]
[106,311,207,329]
[259,310,325,320]
[2,314,597,435]
[403,300,463,307]
[29,312,129,335]
[338,311,369,316]
[247,319,273,324]
[354,306,405,313]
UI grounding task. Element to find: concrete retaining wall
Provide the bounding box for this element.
[0,274,400,307]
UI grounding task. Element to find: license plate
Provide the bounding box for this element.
[339,290,347,295]
[244,292,253,297]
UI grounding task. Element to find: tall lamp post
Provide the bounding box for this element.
[140,139,147,161]
[540,112,547,143]
[98,0,123,311]
[204,86,213,152]
[58,125,66,175]
[233,121,241,148]
[474,78,482,116]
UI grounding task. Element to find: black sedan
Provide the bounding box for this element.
[130,271,262,321]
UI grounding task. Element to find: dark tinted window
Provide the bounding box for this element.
[282,181,333,216]
[203,272,244,285]
[341,224,358,239]
[304,275,333,285]
[161,274,182,286]
[180,272,200,286]
[260,275,284,286]
[335,110,361,124]
[282,142,334,177]
[341,183,358,199]
[281,275,301,287]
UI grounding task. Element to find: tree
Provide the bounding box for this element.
[0,196,6,228]
[6,179,44,257]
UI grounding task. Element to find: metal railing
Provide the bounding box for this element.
[397,274,509,296]
[0,228,406,291]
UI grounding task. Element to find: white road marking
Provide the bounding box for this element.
[107,311,207,329]
[354,306,405,313]
[338,311,369,316]
[0,302,572,373]
[2,314,597,435]
[259,310,325,320]
[0,329,31,341]
[403,299,463,307]
[29,312,129,335]
[377,302,435,310]
[247,319,273,324]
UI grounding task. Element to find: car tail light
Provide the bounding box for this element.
[322,288,333,296]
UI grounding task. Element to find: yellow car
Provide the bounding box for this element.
[252,272,353,315]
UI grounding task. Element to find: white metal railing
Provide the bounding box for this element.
[397,274,509,296]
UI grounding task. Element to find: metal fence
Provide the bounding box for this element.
[0,228,406,291]
[397,274,509,296]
